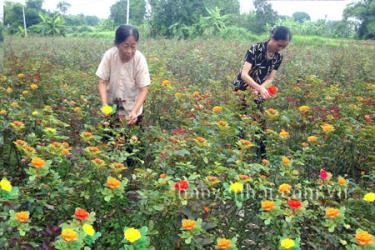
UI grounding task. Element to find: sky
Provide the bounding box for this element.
[2,0,357,21]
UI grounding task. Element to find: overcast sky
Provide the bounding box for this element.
[2,0,356,21]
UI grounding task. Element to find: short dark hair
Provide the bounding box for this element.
[114,25,140,45]
[271,26,292,41]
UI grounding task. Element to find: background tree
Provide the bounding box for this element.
[252,0,278,34]
[344,0,375,39]
[56,1,71,16]
[110,0,146,25]
[292,11,311,23]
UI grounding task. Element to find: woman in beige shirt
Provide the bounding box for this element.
[96,25,151,125]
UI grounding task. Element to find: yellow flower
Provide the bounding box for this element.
[338,176,347,186]
[321,123,334,133]
[22,90,29,96]
[17,73,25,79]
[282,156,290,167]
[175,92,182,97]
[0,110,7,115]
[307,136,318,142]
[30,83,38,90]
[32,111,39,116]
[11,102,19,108]
[355,230,373,246]
[101,105,113,115]
[229,182,243,193]
[216,238,232,249]
[363,192,375,202]
[161,79,171,86]
[6,87,13,93]
[194,136,206,143]
[280,238,295,249]
[298,105,310,113]
[212,106,222,112]
[181,219,196,230]
[73,107,81,112]
[44,127,56,134]
[278,183,292,193]
[82,224,95,236]
[15,211,29,222]
[0,178,12,192]
[61,228,78,241]
[325,208,340,218]
[261,200,275,211]
[192,91,200,97]
[124,227,141,243]
[279,129,289,139]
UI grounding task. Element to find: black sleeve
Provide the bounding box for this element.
[244,44,257,65]
[273,55,283,70]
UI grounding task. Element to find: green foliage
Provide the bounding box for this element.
[110,0,146,25]
[344,0,375,39]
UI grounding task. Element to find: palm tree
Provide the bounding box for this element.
[56,1,71,15]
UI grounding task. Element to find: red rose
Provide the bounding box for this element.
[74,208,89,221]
[175,180,189,191]
[288,199,302,209]
[267,86,279,95]
[320,169,328,180]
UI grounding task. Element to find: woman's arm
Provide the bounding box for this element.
[127,86,149,125]
[241,62,271,99]
[262,69,278,89]
[98,79,109,106]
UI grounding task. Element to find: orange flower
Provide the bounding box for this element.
[82,131,93,139]
[87,146,100,153]
[92,158,105,166]
[207,175,219,182]
[325,208,340,219]
[261,200,276,211]
[203,206,209,213]
[307,136,318,142]
[11,121,24,127]
[106,177,121,189]
[239,174,250,180]
[216,238,232,249]
[161,79,171,86]
[159,173,167,179]
[279,129,289,139]
[14,140,26,145]
[192,91,200,97]
[194,136,206,143]
[278,183,292,193]
[338,177,347,186]
[31,157,46,168]
[355,231,373,246]
[15,211,29,222]
[181,219,196,230]
[217,120,228,127]
[282,156,290,167]
[262,159,270,166]
[61,228,78,241]
[212,106,222,112]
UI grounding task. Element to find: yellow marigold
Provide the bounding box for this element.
[6,87,13,93]
[30,83,38,90]
[22,90,29,96]
[11,121,24,127]
[11,102,19,108]
[161,79,171,86]
[61,228,78,241]
[124,227,141,243]
[87,146,100,153]
[280,238,295,249]
[73,107,81,112]
[82,224,95,236]
[32,111,39,116]
[181,219,196,230]
[0,110,7,115]
[229,182,243,193]
[239,139,253,147]
[261,200,275,211]
[355,231,373,246]
[82,131,93,139]
[175,92,182,97]
[298,105,310,113]
[17,73,25,79]
[325,208,340,218]
[321,123,335,133]
[307,136,318,142]
[101,105,113,115]
[262,159,270,166]
[106,177,121,189]
[192,91,200,97]
[92,158,105,166]
[207,175,219,182]
[0,178,12,192]
[62,149,70,155]
[216,238,232,249]
[278,183,292,193]
[212,106,223,112]
[112,162,126,169]
[15,211,29,222]
[14,139,26,146]
[282,156,290,167]
[363,192,375,202]
[31,157,46,169]
[338,177,347,186]
[279,129,289,139]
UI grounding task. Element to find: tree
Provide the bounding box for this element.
[203,0,240,15]
[253,0,278,34]
[56,1,71,15]
[292,12,311,23]
[110,0,146,25]
[149,0,206,37]
[198,7,230,36]
[30,12,65,36]
[344,0,375,39]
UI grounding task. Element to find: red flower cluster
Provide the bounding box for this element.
[288,199,302,209]
[320,169,328,180]
[267,86,279,96]
[175,180,189,191]
[74,208,89,221]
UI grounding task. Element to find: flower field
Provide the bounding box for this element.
[0,37,374,250]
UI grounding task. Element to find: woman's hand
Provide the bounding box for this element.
[127,110,138,125]
[257,85,271,100]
